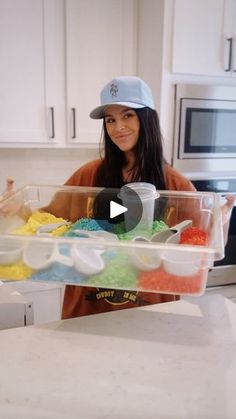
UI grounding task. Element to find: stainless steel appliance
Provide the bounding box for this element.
[173,84,236,173]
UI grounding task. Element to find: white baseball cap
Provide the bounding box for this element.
[89,76,155,119]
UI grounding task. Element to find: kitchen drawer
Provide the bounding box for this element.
[6,281,64,324]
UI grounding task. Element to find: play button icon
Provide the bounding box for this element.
[92,186,143,234]
[110,201,127,219]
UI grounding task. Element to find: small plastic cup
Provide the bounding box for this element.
[131,236,162,271]
[162,249,202,277]
[119,182,159,237]
[0,239,23,265]
[23,242,73,270]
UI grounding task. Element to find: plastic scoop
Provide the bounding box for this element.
[151,220,192,244]
[36,221,71,236]
[71,245,105,275]
[23,242,73,270]
[73,229,119,241]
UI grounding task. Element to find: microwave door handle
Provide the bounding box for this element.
[224,37,233,71]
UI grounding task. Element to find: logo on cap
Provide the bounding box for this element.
[110,83,118,98]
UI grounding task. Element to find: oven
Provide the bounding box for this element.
[173,84,236,173]
[191,177,236,290]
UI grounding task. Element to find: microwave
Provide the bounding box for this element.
[173,84,236,173]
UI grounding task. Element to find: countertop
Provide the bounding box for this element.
[0,294,236,419]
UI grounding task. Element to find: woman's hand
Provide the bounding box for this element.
[221,194,235,244]
[221,194,235,223]
[0,177,15,198]
[0,178,17,215]
[0,178,31,220]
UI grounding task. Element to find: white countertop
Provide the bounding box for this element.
[0,294,236,419]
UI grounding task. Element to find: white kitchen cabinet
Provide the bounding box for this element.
[8,281,65,325]
[65,0,136,145]
[0,0,136,148]
[0,0,65,146]
[172,0,236,77]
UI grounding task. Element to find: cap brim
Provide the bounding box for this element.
[89,102,145,119]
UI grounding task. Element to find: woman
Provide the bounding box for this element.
[60,76,233,319]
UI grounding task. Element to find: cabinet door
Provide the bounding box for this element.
[8,281,64,324]
[227,0,236,74]
[172,0,227,76]
[0,0,64,146]
[65,0,137,145]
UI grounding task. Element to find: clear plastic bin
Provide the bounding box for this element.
[0,184,224,296]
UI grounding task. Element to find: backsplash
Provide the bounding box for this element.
[0,148,99,192]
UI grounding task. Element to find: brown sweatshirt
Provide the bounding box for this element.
[47,159,196,318]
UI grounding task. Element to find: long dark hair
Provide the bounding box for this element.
[95,107,167,190]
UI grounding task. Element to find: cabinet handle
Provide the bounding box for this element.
[224,38,233,72]
[233,38,236,72]
[71,107,76,139]
[49,107,55,139]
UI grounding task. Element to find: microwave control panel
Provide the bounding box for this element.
[191,178,236,194]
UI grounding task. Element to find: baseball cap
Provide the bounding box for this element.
[89,76,155,119]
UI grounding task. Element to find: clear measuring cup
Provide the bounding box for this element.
[119,182,160,237]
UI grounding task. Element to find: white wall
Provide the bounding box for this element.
[0,148,99,192]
